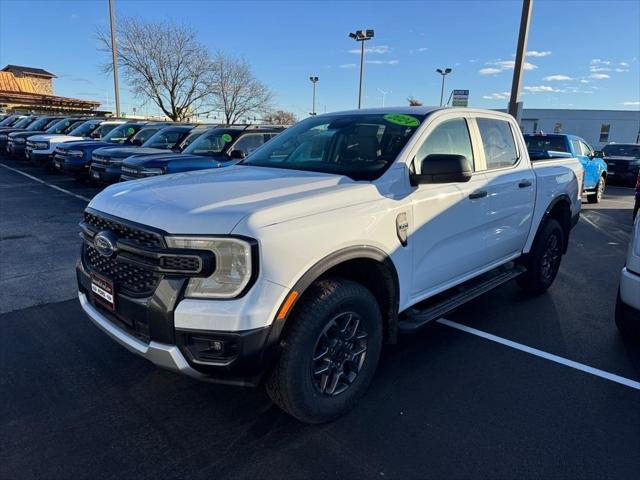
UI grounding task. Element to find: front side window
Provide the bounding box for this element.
[232,134,269,156]
[46,119,77,134]
[104,124,141,143]
[184,130,233,156]
[178,131,204,150]
[13,117,34,129]
[68,121,99,137]
[415,118,474,172]
[27,117,57,131]
[62,121,85,134]
[242,113,425,181]
[571,139,582,156]
[580,141,593,157]
[132,128,159,145]
[93,123,118,138]
[477,118,518,170]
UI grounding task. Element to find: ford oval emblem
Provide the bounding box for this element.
[94,230,118,258]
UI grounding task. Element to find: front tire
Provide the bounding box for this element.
[517,218,564,294]
[266,278,383,423]
[587,175,605,204]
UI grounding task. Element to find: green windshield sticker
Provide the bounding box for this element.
[222,133,232,142]
[127,127,135,135]
[384,113,420,127]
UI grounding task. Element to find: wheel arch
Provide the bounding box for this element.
[543,194,572,254]
[269,246,401,346]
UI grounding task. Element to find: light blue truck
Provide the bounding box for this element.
[524,133,607,203]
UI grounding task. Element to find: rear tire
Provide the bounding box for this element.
[615,289,640,340]
[517,218,564,294]
[265,278,383,424]
[587,175,605,204]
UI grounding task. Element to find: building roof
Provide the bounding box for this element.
[1,65,57,78]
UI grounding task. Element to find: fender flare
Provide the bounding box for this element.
[541,194,573,253]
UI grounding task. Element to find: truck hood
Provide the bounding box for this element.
[124,153,230,168]
[89,165,375,234]
[8,130,46,139]
[93,146,167,159]
[30,134,87,144]
[58,140,112,151]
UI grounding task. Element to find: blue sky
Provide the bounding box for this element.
[1,0,638,119]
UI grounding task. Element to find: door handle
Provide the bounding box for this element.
[469,190,488,199]
[518,180,532,188]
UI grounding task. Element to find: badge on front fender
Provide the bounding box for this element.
[396,213,409,247]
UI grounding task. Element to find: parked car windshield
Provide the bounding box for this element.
[0,115,20,127]
[92,123,118,138]
[27,117,58,131]
[183,130,233,156]
[241,113,426,181]
[142,128,189,149]
[68,121,100,137]
[12,117,35,129]
[524,136,568,153]
[46,118,81,134]
[132,127,160,145]
[103,124,143,143]
[603,144,640,157]
[177,130,205,150]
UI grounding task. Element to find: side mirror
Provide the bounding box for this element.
[229,149,246,160]
[410,154,473,185]
[592,150,604,158]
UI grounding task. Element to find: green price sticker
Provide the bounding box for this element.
[222,133,232,142]
[384,114,420,127]
[127,127,135,135]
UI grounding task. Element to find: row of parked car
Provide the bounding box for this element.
[0,113,285,183]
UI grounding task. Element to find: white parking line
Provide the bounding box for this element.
[0,162,91,202]
[437,318,640,391]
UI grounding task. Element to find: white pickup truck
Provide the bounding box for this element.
[77,107,583,423]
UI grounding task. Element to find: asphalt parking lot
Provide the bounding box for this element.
[1,156,639,479]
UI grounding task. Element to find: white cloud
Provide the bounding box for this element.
[620,62,630,67]
[591,59,611,65]
[408,47,428,54]
[348,44,391,55]
[479,60,537,75]
[590,65,612,72]
[339,63,357,69]
[527,50,551,57]
[365,60,399,65]
[580,79,590,83]
[544,75,572,81]
[620,101,640,106]
[589,73,610,79]
[482,92,511,100]
[469,59,479,63]
[524,85,558,93]
[615,68,629,72]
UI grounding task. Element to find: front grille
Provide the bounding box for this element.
[84,211,163,248]
[85,244,160,295]
[160,256,201,271]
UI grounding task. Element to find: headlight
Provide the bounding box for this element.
[165,237,253,298]
[109,157,125,164]
[66,150,84,158]
[141,167,164,176]
[15,138,25,144]
[0,134,7,141]
[33,141,49,150]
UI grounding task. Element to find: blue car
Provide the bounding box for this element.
[524,133,607,203]
[53,122,160,176]
[120,126,283,181]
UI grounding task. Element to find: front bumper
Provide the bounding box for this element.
[77,258,286,386]
[54,154,88,174]
[89,162,122,183]
[7,142,26,158]
[28,148,53,165]
[619,266,640,312]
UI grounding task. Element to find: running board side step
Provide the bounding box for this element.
[398,265,526,333]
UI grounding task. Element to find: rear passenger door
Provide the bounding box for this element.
[475,116,535,263]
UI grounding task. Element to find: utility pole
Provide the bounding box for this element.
[349,29,374,109]
[508,0,533,119]
[436,68,452,106]
[108,0,121,117]
[309,76,319,115]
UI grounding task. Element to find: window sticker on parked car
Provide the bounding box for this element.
[222,133,232,143]
[384,114,420,127]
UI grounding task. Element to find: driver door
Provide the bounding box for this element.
[409,116,490,301]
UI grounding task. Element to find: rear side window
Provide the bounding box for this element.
[415,118,474,171]
[477,118,518,170]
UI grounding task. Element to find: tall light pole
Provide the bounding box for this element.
[377,88,390,107]
[436,68,452,106]
[349,29,374,109]
[508,0,533,119]
[309,76,319,115]
[108,0,121,117]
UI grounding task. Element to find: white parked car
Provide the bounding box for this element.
[26,119,126,165]
[616,216,640,338]
[77,107,583,422]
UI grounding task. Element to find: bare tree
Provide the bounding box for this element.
[97,18,211,121]
[263,110,297,125]
[207,52,273,125]
[407,96,423,106]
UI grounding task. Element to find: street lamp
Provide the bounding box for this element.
[348,29,375,109]
[309,76,319,115]
[436,67,452,106]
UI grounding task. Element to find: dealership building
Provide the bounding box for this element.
[517,108,640,149]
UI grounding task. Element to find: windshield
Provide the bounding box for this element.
[13,117,35,129]
[68,121,100,137]
[132,127,160,145]
[142,128,189,149]
[178,130,204,150]
[28,117,57,131]
[524,136,569,153]
[46,118,81,134]
[104,124,142,143]
[603,144,640,157]
[183,130,233,156]
[241,113,425,180]
[0,116,19,127]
